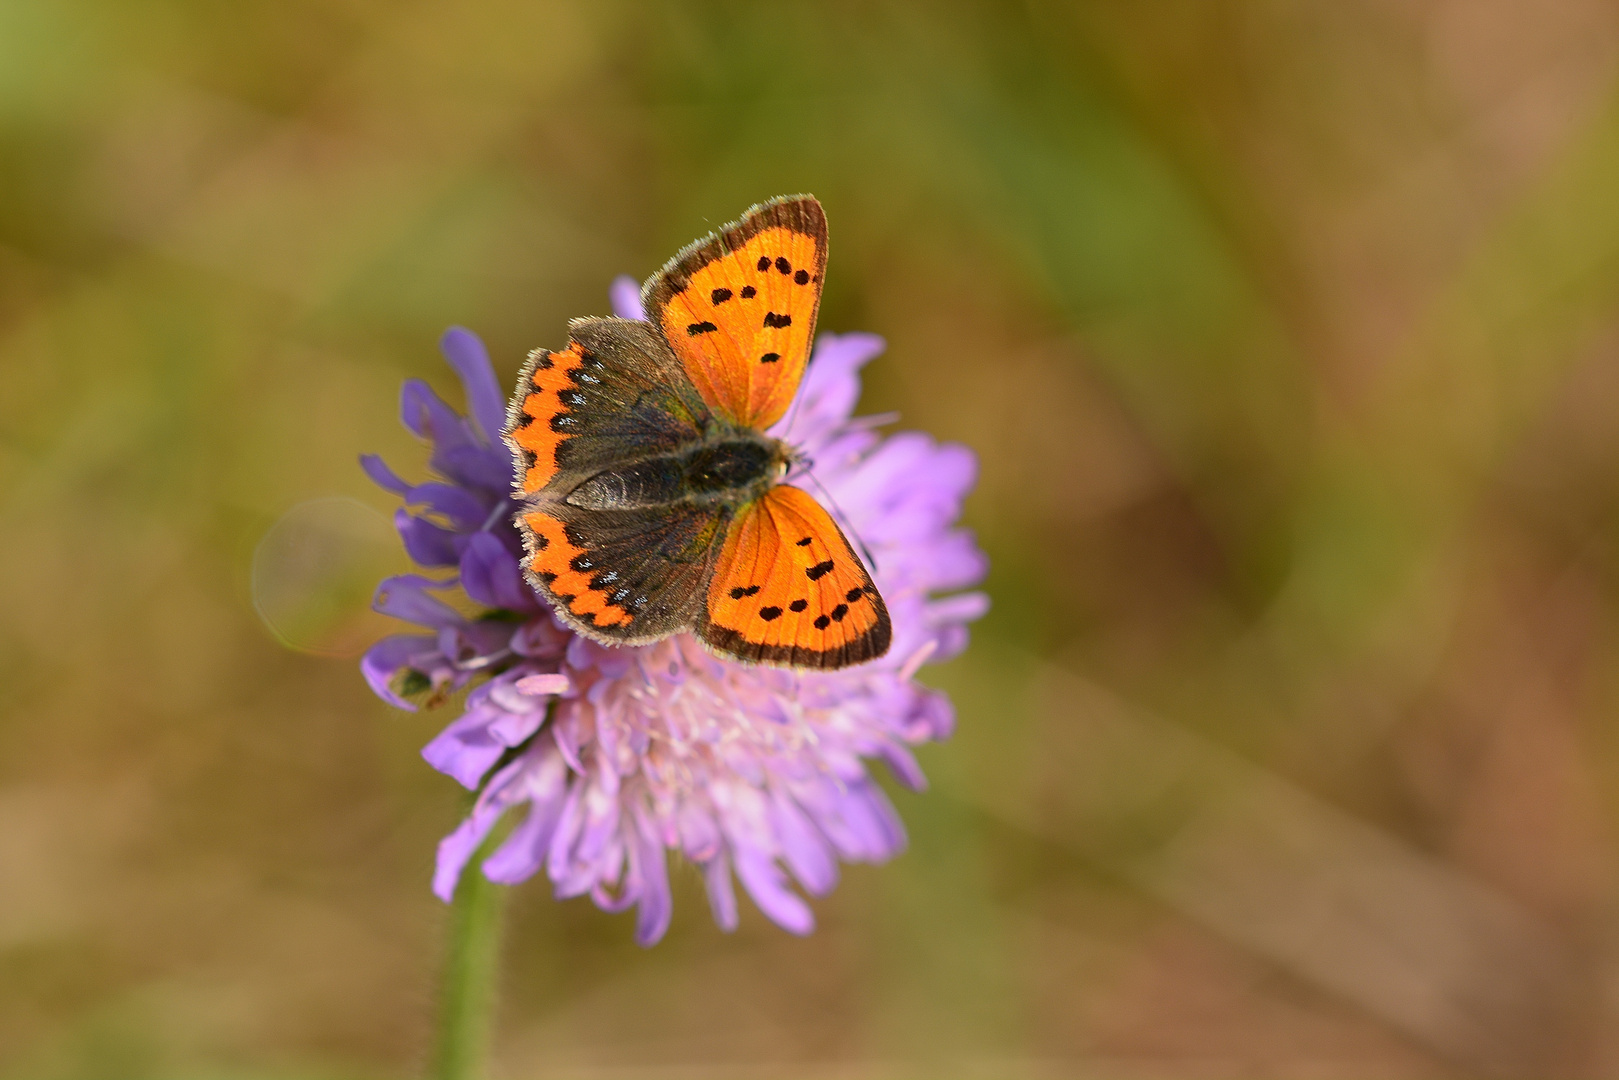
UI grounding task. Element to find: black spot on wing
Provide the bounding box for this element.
[729,584,761,599]
[806,559,834,581]
[794,269,809,285]
[763,312,792,329]
[711,287,733,304]
[759,606,783,621]
[789,599,807,612]
[813,614,830,630]
[775,256,791,274]
[760,352,780,364]
[757,256,770,271]
[741,285,756,298]
[686,321,718,336]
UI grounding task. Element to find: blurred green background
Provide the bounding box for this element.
[5,1,1619,1077]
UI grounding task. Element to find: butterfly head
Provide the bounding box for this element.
[776,438,814,483]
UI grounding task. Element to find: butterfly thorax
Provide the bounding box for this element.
[563,429,791,512]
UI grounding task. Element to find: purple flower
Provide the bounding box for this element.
[362,279,988,945]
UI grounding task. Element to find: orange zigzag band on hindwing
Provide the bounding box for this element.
[508,343,586,495]
[521,510,632,629]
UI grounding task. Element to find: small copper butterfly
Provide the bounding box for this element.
[503,195,891,669]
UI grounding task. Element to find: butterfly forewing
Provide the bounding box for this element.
[506,317,710,497]
[643,196,827,429]
[698,485,890,669]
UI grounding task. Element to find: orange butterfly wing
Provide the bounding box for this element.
[643,195,827,429]
[699,485,890,669]
[508,341,587,495]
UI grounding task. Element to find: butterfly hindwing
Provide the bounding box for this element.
[698,484,890,669]
[519,500,726,643]
[505,317,711,498]
[642,195,827,429]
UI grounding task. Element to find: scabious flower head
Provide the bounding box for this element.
[362,280,988,945]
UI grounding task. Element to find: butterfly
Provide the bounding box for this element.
[502,195,891,669]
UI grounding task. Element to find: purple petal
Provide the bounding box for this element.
[631,807,673,946]
[436,619,520,671]
[769,332,885,441]
[515,672,571,695]
[361,633,441,709]
[481,808,550,885]
[483,752,570,884]
[907,688,956,740]
[926,442,978,497]
[483,803,558,885]
[610,275,646,321]
[770,790,838,896]
[877,741,927,791]
[437,443,514,493]
[545,786,587,885]
[574,783,621,866]
[919,536,991,592]
[460,532,534,611]
[360,454,412,495]
[396,509,461,567]
[734,852,814,935]
[842,785,908,860]
[703,854,739,932]
[433,800,504,901]
[417,696,543,790]
[440,327,509,448]
[676,800,721,862]
[422,708,510,788]
[486,704,545,745]
[374,574,464,628]
[926,590,991,627]
[404,482,487,529]
[511,619,570,659]
[400,379,465,444]
[814,331,886,374]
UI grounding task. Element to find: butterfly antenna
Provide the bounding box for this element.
[799,467,880,575]
[780,350,814,442]
[780,369,809,440]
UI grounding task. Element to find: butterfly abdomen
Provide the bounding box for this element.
[564,434,787,512]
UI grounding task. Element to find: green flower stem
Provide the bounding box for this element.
[432,829,508,1080]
